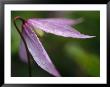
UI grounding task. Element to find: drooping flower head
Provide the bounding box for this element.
[14,16,95,77]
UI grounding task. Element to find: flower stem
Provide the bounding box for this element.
[13,16,32,77]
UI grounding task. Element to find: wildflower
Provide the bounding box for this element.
[14,16,95,77]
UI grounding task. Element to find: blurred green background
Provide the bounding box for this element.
[11,11,100,77]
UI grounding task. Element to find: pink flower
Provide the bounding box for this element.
[14,16,95,77]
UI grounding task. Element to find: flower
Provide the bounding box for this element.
[15,17,95,77]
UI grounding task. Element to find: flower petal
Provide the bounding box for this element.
[28,19,95,39]
[19,40,28,63]
[22,23,60,76]
[30,18,83,25]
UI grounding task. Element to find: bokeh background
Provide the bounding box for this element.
[11,11,100,77]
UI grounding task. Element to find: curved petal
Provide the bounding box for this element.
[28,19,95,39]
[29,18,83,25]
[19,40,28,63]
[22,23,60,76]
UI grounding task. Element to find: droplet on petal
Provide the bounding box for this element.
[21,23,61,76]
[18,17,95,77]
[27,19,95,39]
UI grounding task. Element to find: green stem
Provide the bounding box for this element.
[13,16,32,77]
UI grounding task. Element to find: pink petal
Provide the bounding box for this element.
[22,23,60,76]
[28,19,95,39]
[30,18,83,25]
[19,40,28,63]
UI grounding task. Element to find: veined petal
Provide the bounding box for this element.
[22,23,60,76]
[28,19,95,39]
[29,18,83,25]
[19,40,28,63]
